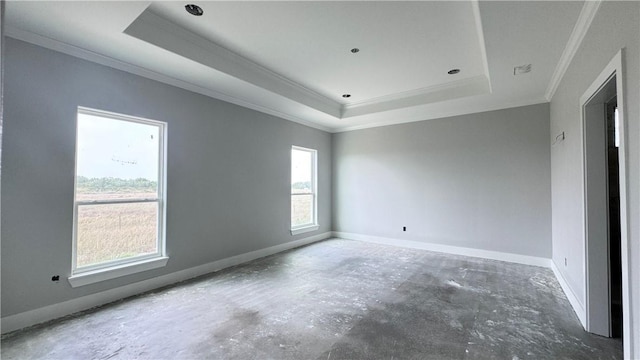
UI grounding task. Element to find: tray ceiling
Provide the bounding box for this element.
[5,1,586,132]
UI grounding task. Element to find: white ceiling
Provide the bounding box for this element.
[5,1,585,132]
[150,1,487,103]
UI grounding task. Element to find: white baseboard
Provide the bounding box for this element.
[1,232,331,334]
[333,232,552,268]
[333,231,592,331]
[550,260,587,329]
[2,232,591,339]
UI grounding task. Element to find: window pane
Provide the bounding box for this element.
[77,202,158,268]
[77,113,159,201]
[291,149,312,193]
[291,194,313,227]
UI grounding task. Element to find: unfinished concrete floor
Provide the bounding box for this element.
[1,239,622,359]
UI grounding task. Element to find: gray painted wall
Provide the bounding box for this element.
[0,38,331,317]
[1,0,4,161]
[332,103,551,258]
[0,1,4,320]
[550,1,639,355]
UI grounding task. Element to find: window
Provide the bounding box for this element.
[69,108,167,287]
[291,146,318,235]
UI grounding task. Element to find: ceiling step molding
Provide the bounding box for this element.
[545,0,602,101]
[5,26,333,132]
[336,97,548,133]
[5,2,585,133]
[471,0,492,94]
[124,9,341,118]
[126,9,494,123]
[341,75,490,118]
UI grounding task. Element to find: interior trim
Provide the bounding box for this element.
[7,27,551,134]
[341,75,490,118]
[291,225,320,236]
[550,260,587,328]
[579,49,632,357]
[334,98,548,133]
[333,231,552,267]
[0,232,332,334]
[545,0,602,101]
[123,10,341,118]
[125,9,494,122]
[68,257,169,288]
[471,0,492,93]
[4,27,333,133]
[332,231,597,342]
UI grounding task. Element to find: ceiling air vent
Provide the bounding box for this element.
[514,64,532,75]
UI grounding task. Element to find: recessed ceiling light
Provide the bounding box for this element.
[514,64,532,75]
[350,48,360,54]
[185,4,204,16]
[342,94,351,98]
[448,69,461,75]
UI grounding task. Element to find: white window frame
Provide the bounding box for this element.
[290,146,319,235]
[68,107,168,287]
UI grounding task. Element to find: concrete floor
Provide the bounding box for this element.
[1,239,622,359]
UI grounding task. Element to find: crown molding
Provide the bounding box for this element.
[127,9,496,124]
[340,0,491,119]
[334,97,548,133]
[124,10,341,118]
[6,2,558,135]
[471,0,492,94]
[342,75,490,118]
[343,75,488,110]
[5,27,333,133]
[544,0,602,101]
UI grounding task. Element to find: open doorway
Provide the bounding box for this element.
[581,50,630,354]
[583,74,618,338]
[605,96,622,339]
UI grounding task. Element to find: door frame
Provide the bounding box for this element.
[580,49,631,355]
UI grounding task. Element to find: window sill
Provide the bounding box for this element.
[291,225,319,236]
[68,256,169,288]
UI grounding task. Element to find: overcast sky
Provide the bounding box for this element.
[77,112,315,185]
[291,148,312,185]
[76,113,159,180]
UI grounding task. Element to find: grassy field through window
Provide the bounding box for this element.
[291,194,313,227]
[75,110,164,270]
[76,191,158,267]
[291,146,316,228]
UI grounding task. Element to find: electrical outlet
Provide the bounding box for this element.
[403,226,406,232]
